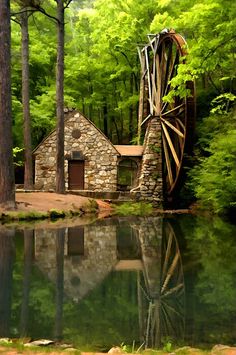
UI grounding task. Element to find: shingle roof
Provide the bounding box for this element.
[114,145,144,156]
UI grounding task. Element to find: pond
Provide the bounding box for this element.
[0,215,236,351]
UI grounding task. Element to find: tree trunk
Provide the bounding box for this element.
[55,0,65,193]
[129,74,134,143]
[0,0,15,208]
[103,99,108,137]
[21,11,34,190]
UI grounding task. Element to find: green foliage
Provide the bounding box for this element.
[163,340,172,353]
[13,147,24,166]
[189,109,236,214]
[9,0,236,214]
[150,0,236,106]
[114,202,153,216]
[48,209,66,219]
[80,199,99,213]
[181,214,236,324]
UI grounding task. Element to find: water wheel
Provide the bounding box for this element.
[138,29,195,198]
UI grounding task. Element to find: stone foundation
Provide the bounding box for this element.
[131,117,163,207]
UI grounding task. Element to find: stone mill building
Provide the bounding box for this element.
[33,110,144,194]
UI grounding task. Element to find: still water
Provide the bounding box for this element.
[0,215,236,350]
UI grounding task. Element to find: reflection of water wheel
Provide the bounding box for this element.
[139,29,195,197]
[138,219,185,348]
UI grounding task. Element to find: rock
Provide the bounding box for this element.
[212,345,231,351]
[211,345,236,355]
[12,337,31,344]
[64,347,79,352]
[57,343,74,349]
[175,346,203,353]
[0,338,12,344]
[108,346,123,353]
[24,339,54,347]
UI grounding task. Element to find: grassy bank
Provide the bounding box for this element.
[0,199,99,223]
[0,339,234,355]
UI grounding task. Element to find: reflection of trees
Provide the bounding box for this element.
[0,230,15,337]
[1,216,235,348]
[20,230,34,336]
[180,215,236,345]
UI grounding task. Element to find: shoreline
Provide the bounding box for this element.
[0,341,236,355]
[0,191,193,223]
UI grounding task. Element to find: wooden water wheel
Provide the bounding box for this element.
[138,29,195,197]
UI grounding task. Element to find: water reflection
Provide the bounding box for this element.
[0,229,15,336]
[0,216,235,349]
[135,220,185,348]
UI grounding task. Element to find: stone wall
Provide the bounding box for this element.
[131,117,163,207]
[34,112,118,191]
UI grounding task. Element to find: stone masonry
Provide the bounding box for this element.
[34,111,119,191]
[131,117,163,207]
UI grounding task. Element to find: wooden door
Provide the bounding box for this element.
[68,160,84,190]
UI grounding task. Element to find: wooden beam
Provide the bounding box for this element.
[162,134,174,186]
[161,117,184,138]
[115,260,143,271]
[162,122,180,167]
[162,103,185,117]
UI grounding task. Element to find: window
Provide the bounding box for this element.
[117,159,138,191]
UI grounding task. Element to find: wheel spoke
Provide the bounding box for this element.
[162,134,174,186]
[163,48,179,99]
[176,117,185,131]
[162,103,185,116]
[161,117,184,138]
[161,122,180,167]
[151,73,158,115]
[156,53,162,114]
[175,120,185,150]
[145,47,153,115]
[162,41,173,99]
[160,42,167,99]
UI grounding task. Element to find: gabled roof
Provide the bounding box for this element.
[114,145,144,157]
[33,110,120,155]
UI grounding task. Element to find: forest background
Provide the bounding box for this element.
[10,0,236,215]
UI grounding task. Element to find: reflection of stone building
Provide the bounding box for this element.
[35,224,117,302]
[34,217,184,348]
[34,218,164,303]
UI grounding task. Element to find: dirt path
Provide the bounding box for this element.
[15,191,112,214]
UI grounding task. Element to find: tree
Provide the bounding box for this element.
[0,0,15,209]
[21,10,34,189]
[55,0,66,193]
